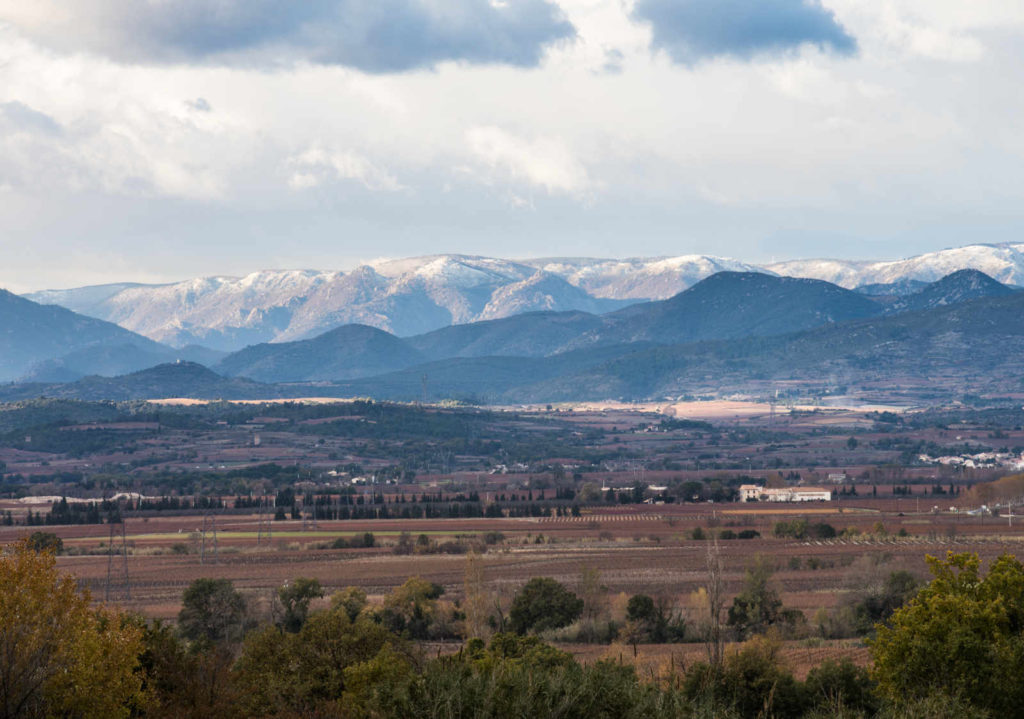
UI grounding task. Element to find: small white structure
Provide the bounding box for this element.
[739,484,763,502]
[739,485,831,502]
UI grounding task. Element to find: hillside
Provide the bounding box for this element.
[332,290,1024,403]
[0,289,176,382]
[215,324,426,382]
[855,279,929,296]
[884,269,1014,314]
[215,272,887,379]
[596,272,883,345]
[204,271,1000,384]
[407,310,606,360]
[7,288,1024,404]
[0,362,278,402]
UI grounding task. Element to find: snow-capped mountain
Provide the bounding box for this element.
[23,243,1024,352]
[43,270,334,350]
[523,255,765,299]
[767,243,1024,288]
[26,256,625,350]
[476,272,629,320]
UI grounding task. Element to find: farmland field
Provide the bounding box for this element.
[4,397,1024,669]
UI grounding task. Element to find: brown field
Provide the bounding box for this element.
[5,396,1024,672]
[6,499,1023,671]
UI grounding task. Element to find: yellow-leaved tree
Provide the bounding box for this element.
[0,538,146,719]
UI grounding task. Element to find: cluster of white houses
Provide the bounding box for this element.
[738,485,832,502]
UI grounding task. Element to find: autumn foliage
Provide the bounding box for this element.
[0,538,145,719]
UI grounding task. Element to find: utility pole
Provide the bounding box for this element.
[121,520,131,601]
[200,514,207,565]
[212,513,218,563]
[105,521,114,602]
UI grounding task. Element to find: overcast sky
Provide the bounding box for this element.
[1,0,1023,291]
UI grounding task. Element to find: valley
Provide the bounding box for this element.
[4,396,1023,679]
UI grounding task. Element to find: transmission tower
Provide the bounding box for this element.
[105,521,114,602]
[256,498,272,546]
[121,519,131,601]
[200,514,207,564]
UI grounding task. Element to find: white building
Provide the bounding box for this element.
[739,485,831,502]
[739,484,763,501]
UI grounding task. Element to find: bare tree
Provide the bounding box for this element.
[704,537,725,667]
[579,566,607,624]
[463,552,492,640]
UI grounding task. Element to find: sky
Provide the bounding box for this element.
[1,0,1023,292]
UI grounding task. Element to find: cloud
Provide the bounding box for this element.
[287,147,404,192]
[187,97,212,112]
[0,101,62,135]
[0,0,575,73]
[466,126,591,196]
[632,0,856,64]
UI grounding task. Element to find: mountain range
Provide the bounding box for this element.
[0,289,220,383]
[23,242,1024,352]
[0,265,1018,403]
[328,274,1024,404]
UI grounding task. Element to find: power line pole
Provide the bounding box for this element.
[212,513,218,563]
[121,520,131,601]
[200,514,207,565]
[105,521,114,602]
[257,499,264,547]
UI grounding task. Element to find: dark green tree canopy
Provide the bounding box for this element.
[871,551,1024,717]
[277,577,324,633]
[177,578,247,645]
[626,594,657,624]
[727,556,783,639]
[25,531,63,555]
[509,577,584,634]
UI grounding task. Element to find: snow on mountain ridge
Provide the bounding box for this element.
[477,272,629,321]
[526,254,765,299]
[25,243,1024,352]
[768,243,1024,288]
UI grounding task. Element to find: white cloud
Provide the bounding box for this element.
[286,147,403,192]
[465,126,591,196]
[1,0,1024,290]
[825,0,1007,63]
[0,0,575,72]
